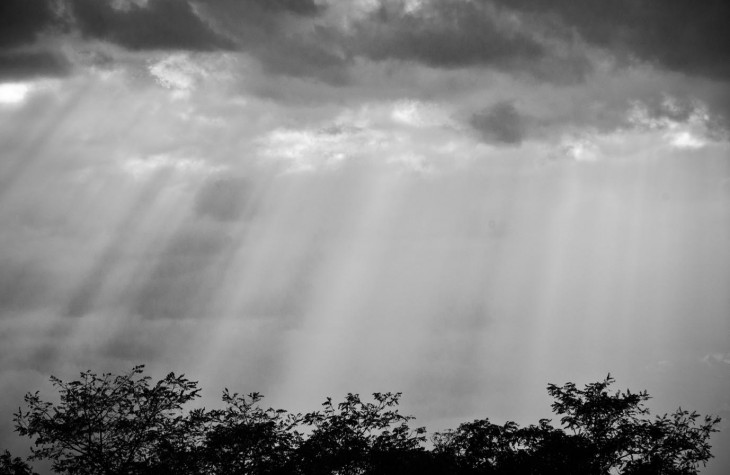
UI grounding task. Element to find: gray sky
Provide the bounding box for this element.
[1,0,729,472]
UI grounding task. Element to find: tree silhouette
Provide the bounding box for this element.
[546,374,721,474]
[9,368,722,474]
[13,366,200,475]
[0,450,38,475]
[197,391,301,474]
[295,392,427,475]
[430,374,721,475]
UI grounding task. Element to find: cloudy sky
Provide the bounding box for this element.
[1,0,729,470]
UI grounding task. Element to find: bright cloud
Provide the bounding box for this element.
[148,54,208,95]
[669,131,705,149]
[0,83,30,104]
[121,153,225,179]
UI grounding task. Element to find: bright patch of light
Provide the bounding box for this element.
[259,103,477,173]
[390,100,447,128]
[403,0,425,13]
[668,131,705,149]
[258,128,367,172]
[627,98,716,150]
[348,0,381,16]
[122,154,223,179]
[149,54,207,96]
[0,83,30,104]
[110,0,148,11]
[559,136,599,162]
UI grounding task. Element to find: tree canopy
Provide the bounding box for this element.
[4,368,720,475]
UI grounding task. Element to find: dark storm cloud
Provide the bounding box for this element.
[0,0,234,78]
[494,0,730,81]
[0,0,70,79]
[349,0,544,68]
[244,0,324,16]
[68,0,233,51]
[0,50,71,80]
[0,0,334,81]
[0,0,56,49]
[194,0,349,84]
[4,0,729,88]
[0,0,233,78]
[470,101,526,145]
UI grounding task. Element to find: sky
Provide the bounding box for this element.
[1,0,729,471]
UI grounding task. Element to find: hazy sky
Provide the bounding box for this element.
[1,0,729,471]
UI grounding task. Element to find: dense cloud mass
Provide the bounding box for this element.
[68,0,234,51]
[0,51,71,80]
[244,0,324,16]
[0,0,67,79]
[347,0,545,68]
[0,0,56,48]
[0,0,726,83]
[494,0,730,81]
[1,1,729,474]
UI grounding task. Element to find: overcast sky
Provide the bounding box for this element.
[1,0,729,471]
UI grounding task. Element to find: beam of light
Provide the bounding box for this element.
[2,68,728,466]
[0,71,232,375]
[158,129,729,432]
[277,171,406,393]
[0,83,30,104]
[20,168,198,372]
[186,167,411,406]
[0,81,92,202]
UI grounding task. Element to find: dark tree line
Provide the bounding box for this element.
[2,366,721,474]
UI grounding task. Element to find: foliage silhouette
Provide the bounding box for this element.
[546,375,721,474]
[0,450,38,475]
[196,391,301,474]
[295,392,427,474]
[8,369,721,474]
[13,366,200,474]
[430,374,720,475]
